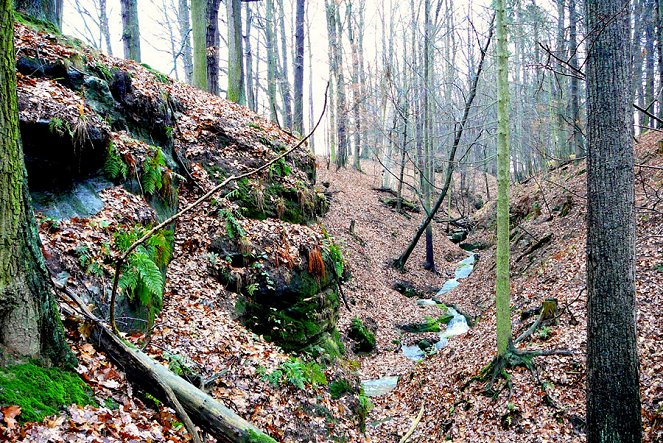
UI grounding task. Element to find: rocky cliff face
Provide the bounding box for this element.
[15,19,338,353]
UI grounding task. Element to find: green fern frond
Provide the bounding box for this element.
[104,143,128,180]
[131,251,163,297]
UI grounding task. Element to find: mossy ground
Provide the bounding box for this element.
[0,362,95,422]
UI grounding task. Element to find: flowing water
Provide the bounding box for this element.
[362,253,476,397]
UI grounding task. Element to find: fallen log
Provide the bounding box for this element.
[57,284,275,443]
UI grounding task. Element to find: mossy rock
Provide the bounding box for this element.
[0,362,95,423]
[231,179,328,225]
[392,280,423,298]
[400,314,453,333]
[348,317,376,353]
[242,287,340,352]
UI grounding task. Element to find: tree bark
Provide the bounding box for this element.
[0,0,74,367]
[206,0,221,95]
[293,0,305,134]
[585,0,642,441]
[495,0,512,356]
[99,0,112,55]
[347,1,362,170]
[191,0,207,90]
[326,0,348,170]
[120,0,141,61]
[276,0,292,129]
[226,0,245,104]
[568,0,583,157]
[14,0,61,30]
[265,0,278,122]
[178,0,193,84]
[244,2,256,111]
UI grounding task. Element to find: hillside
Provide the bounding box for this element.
[2,17,662,443]
[317,133,661,442]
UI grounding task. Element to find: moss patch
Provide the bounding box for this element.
[0,363,95,423]
[349,318,376,352]
[242,428,278,443]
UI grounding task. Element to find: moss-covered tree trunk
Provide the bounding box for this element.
[13,0,61,30]
[191,0,207,90]
[265,0,278,122]
[226,0,245,104]
[0,1,74,367]
[120,0,141,62]
[495,0,513,356]
[585,0,642,440]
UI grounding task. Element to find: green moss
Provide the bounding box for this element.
[330,378,354,399]
[400,314,453,333]
[349,318,376,352]
[13,11,59,34]
[140,63,170,83]
[0,363,95,423]
[357,392,374,433]
[242,429,277,443]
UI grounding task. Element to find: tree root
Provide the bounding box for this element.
[470,346,573,397]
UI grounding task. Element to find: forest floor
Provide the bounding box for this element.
[3,22,661,443]
[317,132,662,442]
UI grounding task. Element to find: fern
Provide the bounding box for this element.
[141,146,166,195]
[131,251,163,296]
[104,143,128,180]
[220,209,245,239]
[114,225,171,323]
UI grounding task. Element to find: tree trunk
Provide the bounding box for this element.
[191,0,207,90]
[14,0,61,30]
[226,0,244,104]
[120,0,141,62]
[244,2,256,111]
[206,0,221,95]
[276,0,292,129]
[178,0,193,84]
[99,0,112,55]
[347,1,362,171]
[568,0,583,157]
[585,0,643,441]
[495,0,512,356]
[555,0,567,157]
[0,0,74,367]
[306,4,315,151]
[326,0,348,170]
[265,0,278,122]
[643,0,656,129]
[657,0,663,126]
[293,0,305,134]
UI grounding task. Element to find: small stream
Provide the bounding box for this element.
[362,253,476,397]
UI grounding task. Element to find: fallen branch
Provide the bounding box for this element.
[109,83,330,333]
[514,233,553,263]
[57,283,274,442]
[399,401,425,443]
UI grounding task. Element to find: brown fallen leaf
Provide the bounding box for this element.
[2,405,21,429]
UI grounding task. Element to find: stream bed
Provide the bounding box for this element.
[362,253,476,397]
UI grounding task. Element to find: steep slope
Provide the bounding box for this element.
[364,132,662,442]
[5,19,361,442]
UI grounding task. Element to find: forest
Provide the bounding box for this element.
[0,0,661,442]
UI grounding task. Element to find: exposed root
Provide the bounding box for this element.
[469,346,573,397]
